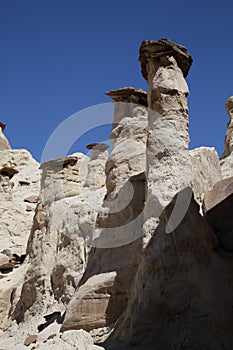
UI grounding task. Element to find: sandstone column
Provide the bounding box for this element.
[139,38,193,220]
[104,87,147,201]
[84,143,109,189]
[222,96,233,159]
[96,87,148,235]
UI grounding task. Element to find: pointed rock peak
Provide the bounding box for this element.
[139,38,193,80]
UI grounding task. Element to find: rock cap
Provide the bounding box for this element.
[40,156,78,170]
[105,87,147,106]
[139,38,193,80]
[0,122,6,131]
[86,143,109,151]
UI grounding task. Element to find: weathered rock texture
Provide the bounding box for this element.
[84,143,109,189]
[12,154,92,324]
[104,192,233,350]
[61,87,148,333]
[139,39,192,223]
[0,149,41,255]
[0,39,233,350]
[190,147,222,208]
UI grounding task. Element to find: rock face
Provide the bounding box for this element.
[190,147,222,208]
[104,193,233,350]
[12,153,93,323]
[61,272,122,332]
[0,39,233,350]
[0,149,41,255]
[0,135,41,331]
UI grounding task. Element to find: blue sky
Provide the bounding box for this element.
[1,0,233,161]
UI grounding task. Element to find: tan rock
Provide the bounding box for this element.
[12,151,107,324]
[24,334,37,346]
[61,272,127,332]
[140,39,193,239]
[68,88,148,333]
[0,149,41,256]
[190,147,222,208]
[40,154,88,205]
[84,143,109,189]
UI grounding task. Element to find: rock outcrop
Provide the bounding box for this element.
[13,154,91,324]
[190,147,222,209]
[0,39,233,350]
[61,87,148,333]
[139,39,192,224]
[104,192,233,350]
[0,149,41,255]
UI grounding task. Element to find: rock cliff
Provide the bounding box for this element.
[0,39,232,350]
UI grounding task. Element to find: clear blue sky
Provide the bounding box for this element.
[1,0,233,161]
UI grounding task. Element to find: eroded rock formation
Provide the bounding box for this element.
[0,39,233,350]
[139,39,192,223]
[61,87,148,333]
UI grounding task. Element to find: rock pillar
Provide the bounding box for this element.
[61,88,148,333]
[84,143,109,189]
[139,38,193,219]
